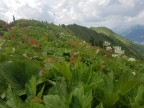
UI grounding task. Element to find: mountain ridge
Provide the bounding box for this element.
[0,19,144,59]
[113,24,144,44]
[62,24,144,59]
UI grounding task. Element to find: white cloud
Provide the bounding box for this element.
[0,0,144,28]
[126,10,144,24]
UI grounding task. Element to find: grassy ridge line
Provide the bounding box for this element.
[63,24,144,59]
[91,27,144,60]
[1,19,144,59]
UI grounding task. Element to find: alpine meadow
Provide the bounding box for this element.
[0,18,144,108]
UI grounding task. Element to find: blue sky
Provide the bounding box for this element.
[0,0,144,28]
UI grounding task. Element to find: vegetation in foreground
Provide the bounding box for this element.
[0,19,144,108]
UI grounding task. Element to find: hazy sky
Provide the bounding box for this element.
[0,0,144,28]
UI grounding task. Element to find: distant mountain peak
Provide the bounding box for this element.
[114,24,144,43]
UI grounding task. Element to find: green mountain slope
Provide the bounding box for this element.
[62,24,144,59]
[63,24,113,46]
[91,27,144,60]
[116,25,144,43]
[0,19,144,108]
[90,27,130,45]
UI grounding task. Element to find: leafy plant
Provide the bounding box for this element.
[0,60,40,95]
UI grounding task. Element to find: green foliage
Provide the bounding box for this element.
[96,103,104,108]
[0,19,144,108]
[6,85,27,108]
[44,95,68,108]
[0,60,40,95]
[130,85,144,108]
[71,86,92,108]
[25,76,45,99]
[0,20,7,36]
[53,61,72,81]
[91,27,144,60]
[25,76,37,97]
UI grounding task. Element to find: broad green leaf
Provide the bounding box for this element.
[37,85,45,98]
[95,102,104,108]
[29,103,45,108]
[131,85,144,108]
[44,95,69,108]
[71,86,92,108]
[119,80,138,95]
[0,104,9,108]
[103,72,114,92]
[53,61,72,81]
[0,61,40,94]
[48,78,69,102]
[6,85,27,108]
[0,100,9,108]
[102,72,119,107]
[102,92,119,107]
[25,76,36,97]
[115,72,139,96]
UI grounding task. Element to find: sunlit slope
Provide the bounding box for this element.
[62,24,144,59]
[91,27,144,59]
